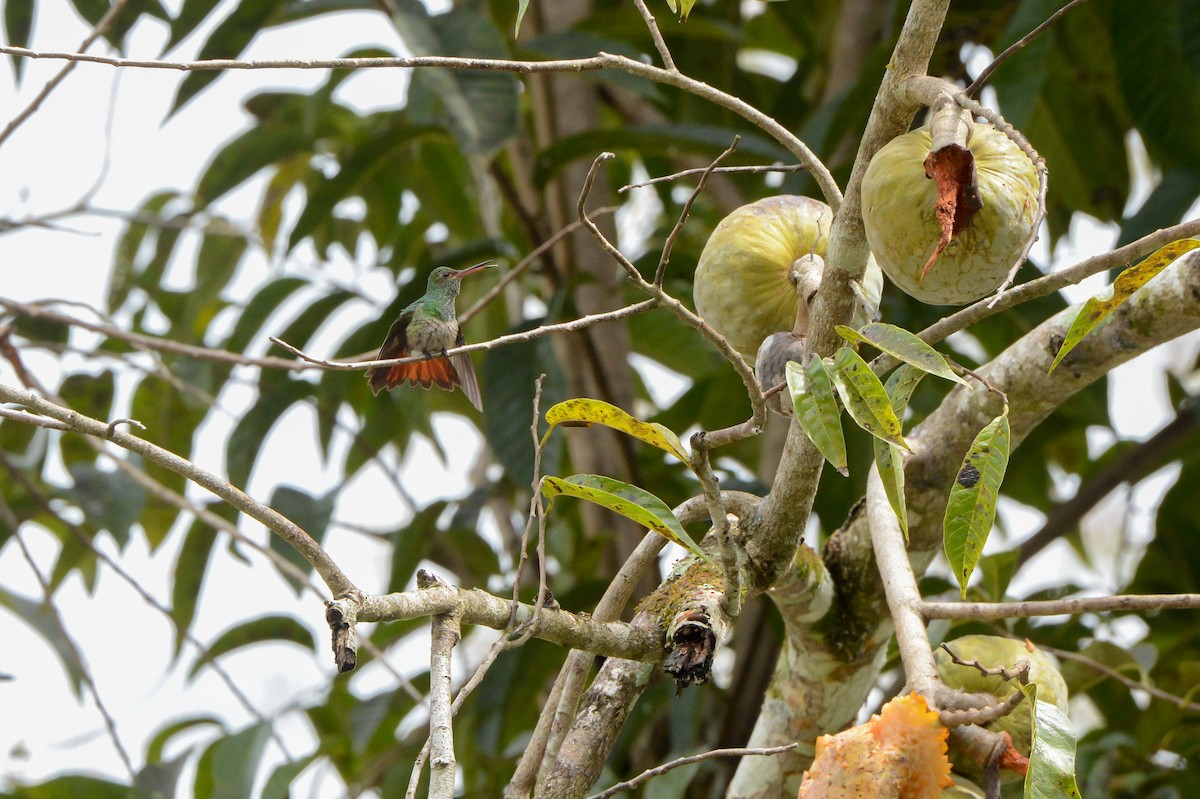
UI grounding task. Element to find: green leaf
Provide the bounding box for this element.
[836,323,968,386]
[193,722,271,799]
[482,321,566,487]
[62,462,148,547]
[171,516,218,655]
[541,475,711,562]
[225,377,312,488]
[830,347,908,450]
[0,774,130,797]
[394,2,518,155]
[189,616,315,678]
[514,0,530,35]
[786,357,847,477]
[542,398,691,466]
[56,371,116,467]
[0,587,87,697]
[109,191,180,312]
[223,277,307,354]
[944,413,1011,598]
[268,485,335,593]
[171,0,287,114]
[4,1,33,79]
[1049,239,1200,373]
[664,0,698,20]
[1022,685,1083,799]
[166,0,224,52]
[873,364,927,540]
[262,754,318,799]
[146,715,223,763]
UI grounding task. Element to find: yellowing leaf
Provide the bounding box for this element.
[873,365,926,541]
[1049,239,1200,374]
[944,412,1011,598]
[787,358,848,477]
[831,348,908,451]
[541,398,690,466]
[663,0,697,20]
[540,475,711,563]
[836,322,968,386]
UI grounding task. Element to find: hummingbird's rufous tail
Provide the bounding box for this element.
[367,353,483,411]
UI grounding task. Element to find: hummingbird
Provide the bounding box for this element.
[365,261,494,410]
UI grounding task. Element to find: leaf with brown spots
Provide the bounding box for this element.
[921,144,983,281]
[944,412,1011,598]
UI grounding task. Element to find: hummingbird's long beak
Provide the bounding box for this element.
[453,260,496,278]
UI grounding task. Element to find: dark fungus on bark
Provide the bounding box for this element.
[663,610,716,695]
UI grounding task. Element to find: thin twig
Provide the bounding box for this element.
[919,593,1200,620]
[902,217,1200,356]
[1040,644,1200,715]
[0,381,357,596]
[633,0,677,72]
[0,0,135,148]
[620,163,807,192]
[458,208,619,326]
[507,375,550,646]
[576,153,767,445]
[654,136,739,287]
[964,0,1092,97]
[0,46,842,208]
[0,496,136,778]
[587,743,799,799]
[0,455,296,757]
[270,300,657,372]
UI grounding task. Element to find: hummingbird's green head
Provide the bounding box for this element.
[425,261,495,294]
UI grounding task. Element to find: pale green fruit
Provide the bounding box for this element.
[935,635,1068,767]
[693,195,882,360]
[861,124,1039,305]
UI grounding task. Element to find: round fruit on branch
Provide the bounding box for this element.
[693,195,882,362]
[861,123,1039,305]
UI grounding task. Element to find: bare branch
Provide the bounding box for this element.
[587,743,798,799]
[347,584,664,663]
[965,0,1093,97]
[633,0,677,72]
[866,464,941,699]
[620,163,807,192]
[424,575,462,799]
[0,381,357,597]
[920,593,1200,620]
[0,46,841,207]
[270,300,657,372]
[0,0,135,148]
[655,136,739,287]
[1042,644,1200,715]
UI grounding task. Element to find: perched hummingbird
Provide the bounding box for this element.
[365,262,494,410]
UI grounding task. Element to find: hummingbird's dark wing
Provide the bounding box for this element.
[367,315,484,411]
[448,328,483,411]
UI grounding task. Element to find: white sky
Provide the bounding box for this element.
[1,2,1198,796]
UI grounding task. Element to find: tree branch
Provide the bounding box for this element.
[0,381,357,597]
[920,593,1200,620]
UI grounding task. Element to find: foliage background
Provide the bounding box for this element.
[1,0,1199,797]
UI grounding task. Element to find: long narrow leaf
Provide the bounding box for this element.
[873,365,927,540]
[1022,684,1083,799]
[541,398,690,465]
[1049,238,1200,374]
[541,475,710,562]
[831,348,909,450]
[787,358,848,476]
[836,322,968,386]
[944,412,1011,597]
